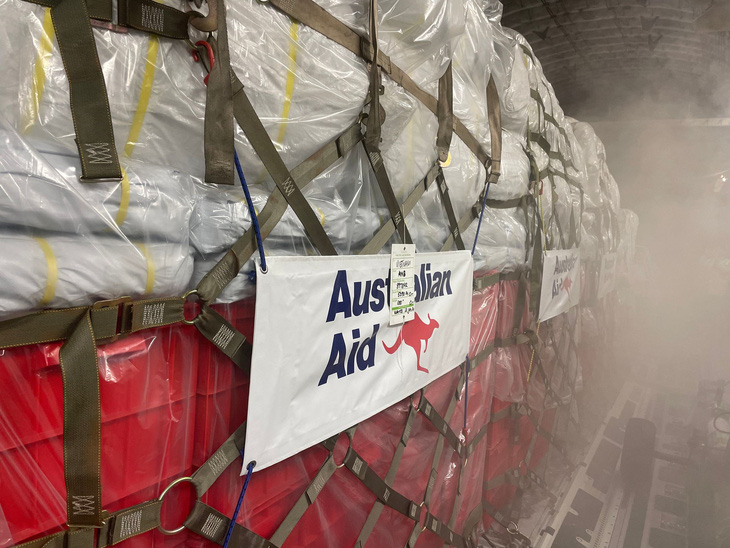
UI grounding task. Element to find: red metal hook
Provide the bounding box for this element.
[191,40,215,85]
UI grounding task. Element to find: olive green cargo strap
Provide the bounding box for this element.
[472,270,522,292]
[418,394,464,456]
[461,502,484,545]
[486,76,502,184]
[202,8,235,186]
[406,371,463,548]
[191,305,252,371]
[12,421,247,547]
[198,123,363,303]
[185,501,276,547]
[229,71,337,255]
[269,454,338,547]
[264,0,493,169]
[25,0,199,38]
[0,297,184,349]
[363,142,413,245]
[60,310,103,527]
[360,0,413,246]
[353,405,418,548]
[359,162,440,255]
[48,0,122,182]
[440,79,502,253]
[21,0,204,182]
[436,62,454,164]
[436,170,466,250]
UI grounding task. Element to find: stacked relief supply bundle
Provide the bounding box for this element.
[0,0,635,546]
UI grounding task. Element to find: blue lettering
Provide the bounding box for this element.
[353,281,371,316]
[371,279,385,312]
[357,325,379,370]
[326,270,351,322]
[318,333,347,385]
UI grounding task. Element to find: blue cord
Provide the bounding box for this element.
[234,149,267,272]
[471,182,492,256]
[222,457,256,548]
[464,356,469,432]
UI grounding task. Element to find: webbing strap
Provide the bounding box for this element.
[116,0,194,39]
[406,376,463,548]
[436,170,465,250]
[264,0,492,168]
[363,142,413,245]
[203,17,235,186]
[436,62,454,164]
[101,500,162,545]
[60,310,102,527]
[486,76,502,184]
[519,405,569,460]
[419,395,463,456]
[462,502,483,543]
[269,455,338,546]
[0,297,184,350]
[364,0,381,151]
[190,421,247,496]
[230,72,337,254]
[439,196,483,252]
[354,405,417,547]
[197,124,362,302]
[472,270,522,291]
[359,163,439,255]
[512,272,529,337]
[24,0,195,38]
[343,448,419,519]
[481,499,514,531]
[192,306,251,371]
[50,0,122,181]
[15,421,249,547]
[465,423,488,458]
[185,501,275,547]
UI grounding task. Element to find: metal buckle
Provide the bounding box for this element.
[93,296,132,342]
[182,290,202,325]
[189,0,218,32]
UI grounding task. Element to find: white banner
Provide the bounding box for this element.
[245,252,473,471]
[597,252,617,299]
[539,249,581,322]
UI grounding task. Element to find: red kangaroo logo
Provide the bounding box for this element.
[382,313,439,373]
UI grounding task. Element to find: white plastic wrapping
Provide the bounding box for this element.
[0,0,209,175]
[191,146,380,257]
[570,120,606,210]
[1,137,195,244]
[0,118,194,318]
[0,233,191,315]
[313,0,466,88]
[227,0,369,188]
[617,208,639,273]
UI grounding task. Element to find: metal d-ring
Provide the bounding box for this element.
[182,289,202,325]
[333,430,354,469]
[157,476,198,535]
[418,501,429,532]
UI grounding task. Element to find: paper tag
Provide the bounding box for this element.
[389,244,416,326]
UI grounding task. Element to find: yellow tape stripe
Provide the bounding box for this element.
[134,243,155,295]
[24,9,55,133]
[254,19,300,186]
[115,169,131,227]
[276,20,300,144]
[33,237,58,306]
[124,36,159,158]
